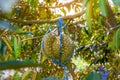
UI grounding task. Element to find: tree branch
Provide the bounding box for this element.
[18,0,77,9]
[109,25,120,31]
[0,9,85,25]
[0,60,41,70]
[39,0,76,8]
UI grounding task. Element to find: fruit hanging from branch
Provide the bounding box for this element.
[42,29,73,63]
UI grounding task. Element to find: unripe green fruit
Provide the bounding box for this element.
[42,32,73,63]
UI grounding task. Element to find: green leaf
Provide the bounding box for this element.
[86,0,92,31]
[16,29,33,35]
[112,28,120,50]
[99,0,107,17]
[0,40,7,57]
[98,17,102,26]
[27,0,38,11]
[2,37,12,53]
[0,20,15,31]
[13,36,20,58]
[86,71,101,80]
[112,0,120,6]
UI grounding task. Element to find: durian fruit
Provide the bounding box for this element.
[52,34,73,62]
[42,32,56,57]
[42,32,73,63]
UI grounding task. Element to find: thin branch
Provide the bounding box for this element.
[109,25,120,31]
[76,41,108,52]
[0,9,86,24]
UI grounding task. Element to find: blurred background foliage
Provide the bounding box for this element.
[0,0,120,80]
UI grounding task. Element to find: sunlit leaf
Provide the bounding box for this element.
[13,37,18,57]
[99,0,107,17]
[16,29,33,35]
[86,0,92,31]
[13,36,20,58]
[112,28,120,50]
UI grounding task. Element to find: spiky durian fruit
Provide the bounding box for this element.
[52,34,73,62]
[43,32,56,57]
[42,32,73,63]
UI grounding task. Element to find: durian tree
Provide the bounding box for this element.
[0,0,120,80]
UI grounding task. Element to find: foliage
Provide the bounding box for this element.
[0,0,120,80]
[86,71,101,80]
